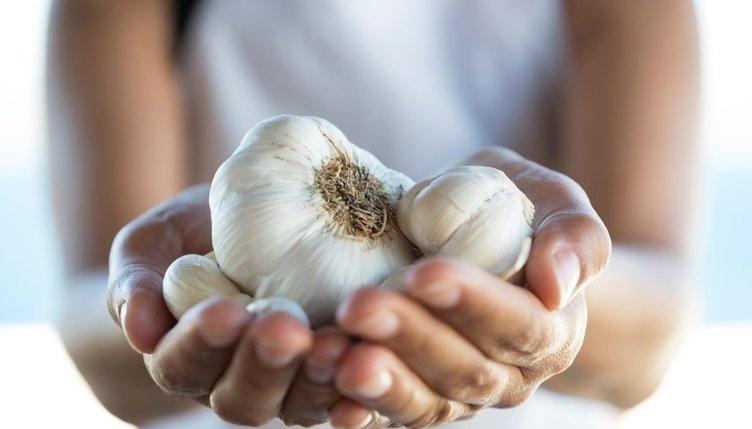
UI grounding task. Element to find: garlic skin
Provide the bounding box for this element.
[397,166,535,281]
[209,115,417,326]
[163,254,253,319]
[246,297,310,327]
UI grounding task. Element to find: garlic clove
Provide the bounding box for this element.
[439,195,533,279]
[397,166,535,283]
[209,115,417,327]
[246,297,310,327]
[398,167,504,253]
[497,236,532,283]
[163,253,253,319]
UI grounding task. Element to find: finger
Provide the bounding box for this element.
[329,399,393,429]
[144,297,250,397]
[335,344,475,428]
[337,288,514,406]
[526,202,611,309]
[107,185,212,353]
[468,147,611,309]
[403,257,576,373]
[209,311,313,426]
[280,328,350,426]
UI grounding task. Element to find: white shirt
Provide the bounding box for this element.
[174,1,618,427]
[183,0,565,182]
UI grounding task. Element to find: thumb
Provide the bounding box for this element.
[107,185,212,354]
[526,209,611,311]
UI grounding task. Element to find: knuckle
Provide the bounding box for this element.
[146,355,209,398]
[551,353,574,376]
[150,365,192,396]
[506,313,546,357]
[279,411,324,428]
[496,384,535,409]
[548,333,583,377]
[441,363,499,406]
[211,395,274,427]
[484,313,557,367]
[432,400,459,426]
[407,400,459,428]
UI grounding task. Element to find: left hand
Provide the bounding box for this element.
[329,147,612,428]
[106,185,351,427]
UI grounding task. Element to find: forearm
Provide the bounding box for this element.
[48,0,186,274]
[49,1,190,421]
[562,0,699,252]
[543,0,701,407]
[544,245,698,408]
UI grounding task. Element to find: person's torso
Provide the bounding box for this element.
[181,0,567,183]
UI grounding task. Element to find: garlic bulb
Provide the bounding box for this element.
[163,253,253,319]
[209,115,417,326]
[397,166,535,282]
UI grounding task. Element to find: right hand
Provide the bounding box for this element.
[107,184,348,426]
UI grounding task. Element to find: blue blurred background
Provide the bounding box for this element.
[0,0,750,323]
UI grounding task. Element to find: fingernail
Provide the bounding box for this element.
[119,303,139,352]
[352,311,400,340]
[246,297,310,327]
[305,360,336,384]
[407,281,460,309]
[554,249,580,308]
[356,370,392,399]
[352,412,374,429]
[118,302,128,327]
[198,310,247,348]
[255,336,300,368]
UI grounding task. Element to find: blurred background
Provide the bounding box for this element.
[0,1,749,427]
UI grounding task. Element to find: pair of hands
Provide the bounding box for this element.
[107,148,610,428]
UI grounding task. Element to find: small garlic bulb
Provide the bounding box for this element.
[397,166,535,281]
[209,115,417,326]
[163,253,253,319]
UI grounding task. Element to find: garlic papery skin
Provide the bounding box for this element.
[209,115,417,327]
[163,254,253,319]
[397,166,535,282]
[246,297,310,328]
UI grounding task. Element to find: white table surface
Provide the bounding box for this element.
[1,323,749,429]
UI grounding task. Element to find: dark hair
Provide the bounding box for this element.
[174,0,202,55]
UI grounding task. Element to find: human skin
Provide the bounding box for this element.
[48,0,698,426]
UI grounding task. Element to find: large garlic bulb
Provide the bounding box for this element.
[397,166,535,281]
[208,115,417,326]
